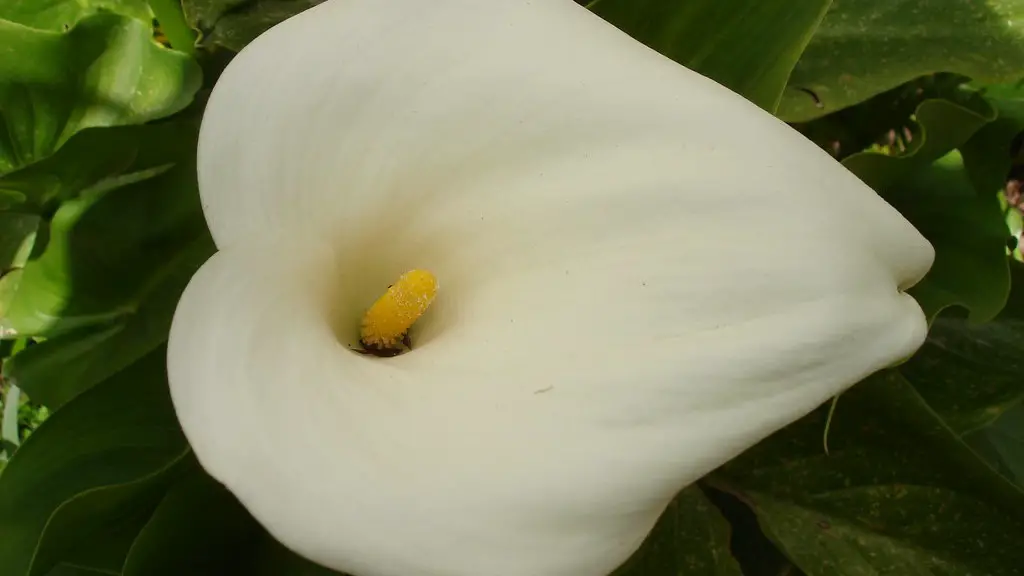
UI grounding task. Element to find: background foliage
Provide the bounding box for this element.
[1,0,1022,574]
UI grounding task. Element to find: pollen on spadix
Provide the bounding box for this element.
[360,269,438,349]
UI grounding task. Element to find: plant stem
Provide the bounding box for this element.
[2,384,21,448]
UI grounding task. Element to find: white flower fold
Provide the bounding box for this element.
[167,1,934,575]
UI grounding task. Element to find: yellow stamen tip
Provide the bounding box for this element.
[360,269,438,349]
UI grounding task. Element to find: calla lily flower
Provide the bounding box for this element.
[166,0,934,575]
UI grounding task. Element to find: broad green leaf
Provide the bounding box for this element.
[122,462,263,576]
[0,116,210,339]
[588,0,831,112]
[965,403,1024,490]
[0,349,189,576]
[899,260,1024,489]
[613,484,742,576]
[884,152,1011,322]
[778,0,1024,121]
[0,0,151,30]
[0,14,201,175]
[712,372,1024,576]
[0,213,39,322]
[183,0,323,51]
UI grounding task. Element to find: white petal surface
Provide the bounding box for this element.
[171,1,936,575]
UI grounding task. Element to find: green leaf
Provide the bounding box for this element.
[245,534,345,576]
[0,0,152,31]
[900,315,1024,436]
[587,0,832,113]
[122,461,262,576]
[44,566,113,576]
[965,403,1024,489]
[182,0,249,30]
[0,213,39,326]
[0,123,146,212]
[0,116,211,340]
[183,0,324,51]
[841,95,995,191]
[712,372,1024,576]
[0,14,201,175]
[613,484,742,576]
[0,110,214,408]
[30,468,183,576]
[898,260,1024,489]
[778,0,1024,121]
[838,93,1010,322]
[886,151,1011,322]
[3,232,213,409]
[122,456,349,575]
[0,348,189,576]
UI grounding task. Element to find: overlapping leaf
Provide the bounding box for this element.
[613,485,743,576]
[0,14,201,175]
[778,0,1024,121]
[183,0,325,51]
[835,91,1011,322]
[0,349,190,576]
[0,110,215,408]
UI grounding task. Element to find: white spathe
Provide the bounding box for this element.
[166,0,935,575]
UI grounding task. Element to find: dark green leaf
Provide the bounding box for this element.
[0,124,144,212]
[182,0,249,30]
[183,0,324,51]
[245,534,346,576]
[0,348,189,576]
[44,566,113,576]
[122,459,260,576]
[887,152,1010,322]
[0,14,201,175]
[837,94,1009,321]
[965,403,1024,489]
[712,372,1024,576]
[899,260,1024,489]
[30,468,184,576]
[778,0,1024,121]
[613,484,742,576]
[588,0,831,112]
[900,315,1024,436]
